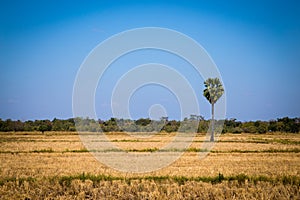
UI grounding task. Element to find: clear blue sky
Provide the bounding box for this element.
[1,0,299,121]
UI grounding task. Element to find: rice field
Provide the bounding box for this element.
[0,131,299,199]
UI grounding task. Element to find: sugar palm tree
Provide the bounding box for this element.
[203,78,224,141]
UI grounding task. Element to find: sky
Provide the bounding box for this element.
[0,0,300,122]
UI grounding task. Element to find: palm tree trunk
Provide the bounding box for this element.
[210,103,215,142]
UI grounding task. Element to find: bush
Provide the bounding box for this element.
[232,127,243,134]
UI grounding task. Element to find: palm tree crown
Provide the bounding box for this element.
[203,78,224,105]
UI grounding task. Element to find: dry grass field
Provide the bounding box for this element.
[0,131,299,199]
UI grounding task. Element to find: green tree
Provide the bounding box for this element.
[242,122,257,133]
[135,118,151,126]
[197,120,209,133]
[38,120,52,133]
[203,78,224,141]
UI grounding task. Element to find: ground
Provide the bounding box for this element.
[0,132,299,199]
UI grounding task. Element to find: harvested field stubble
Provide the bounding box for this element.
[0,132,299,199]
[0,177,299,200]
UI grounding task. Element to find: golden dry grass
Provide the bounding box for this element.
[1,179,299,200]
[0,131,299,199]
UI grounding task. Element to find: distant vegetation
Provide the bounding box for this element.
[0,116,299,133]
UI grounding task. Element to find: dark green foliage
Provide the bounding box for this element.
[162,120,180,133]
[65,148,89,153]
[52,118,75,131]
[210,148,300,153]
[277,117,300,133]
[0,117,299,133]
[127,148,159,152]
[173,176,189,185]
[1,147,299,154]
[197,120,209,133]
[242,122,257,133]
[211,173,225,184]
[222,118,240,133]
[31,148,54,153]
[135,118,151,126]
[232,127,243,134]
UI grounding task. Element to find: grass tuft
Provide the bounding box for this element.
[31,148,54,153]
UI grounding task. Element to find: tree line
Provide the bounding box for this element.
[0,116,299,134]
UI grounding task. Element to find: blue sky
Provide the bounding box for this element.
[0,0,299,121]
